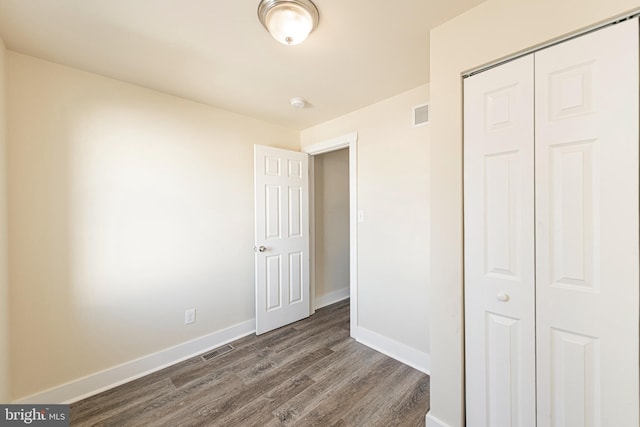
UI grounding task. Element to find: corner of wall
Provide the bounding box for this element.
[352,325,430,375]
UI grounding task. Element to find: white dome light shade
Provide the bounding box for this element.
[265,4,312,45]
[258,0,319,46]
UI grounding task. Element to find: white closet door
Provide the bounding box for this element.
[464,55,536,427]
[535,19,639,426]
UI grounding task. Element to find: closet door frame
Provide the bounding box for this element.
[463,17,640,427]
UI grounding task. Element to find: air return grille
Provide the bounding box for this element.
[201,344,234,361]
[413,103,429,127]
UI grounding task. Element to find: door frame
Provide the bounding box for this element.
[303,132,358,338]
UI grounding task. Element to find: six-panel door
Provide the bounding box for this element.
[535,19,639,426]
[464,55,536,426]
[254,145,310,335]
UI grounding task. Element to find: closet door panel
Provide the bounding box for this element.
[535,18,639,427]
[464,55,536,427]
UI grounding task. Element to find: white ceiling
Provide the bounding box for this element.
[0,0,484,129]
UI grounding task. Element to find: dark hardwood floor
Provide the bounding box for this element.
[70,299,430,426]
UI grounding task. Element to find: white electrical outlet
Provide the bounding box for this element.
[184,308,196,325]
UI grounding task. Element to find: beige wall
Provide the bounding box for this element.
[428,1,640,425]
[6,52,298,400]
[314,148,349,302]
[0,36,10,403]
[302,85,430,355]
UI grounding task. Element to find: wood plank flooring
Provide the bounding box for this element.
[70,299,430,426]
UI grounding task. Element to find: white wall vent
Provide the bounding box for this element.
[412,103,429,127]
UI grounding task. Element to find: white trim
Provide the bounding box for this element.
[302,131,356,156]
[13,319,255,404]
[303,132,358,339]
[426,413,451,427]
[314,287,349,309]
[353,326,430,375]
[308,155,316,315]
[347,138,358,339]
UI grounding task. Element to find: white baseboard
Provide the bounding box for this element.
[13,319,256,404]
[315,287,349,309]
[352,326,430,374]
[426,412,451,427]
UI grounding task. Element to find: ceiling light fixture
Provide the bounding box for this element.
[258,0,319,46]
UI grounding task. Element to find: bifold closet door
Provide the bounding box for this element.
[464,55,536,426]
[535,19,639,426]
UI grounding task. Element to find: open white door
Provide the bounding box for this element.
[254,145,310,335]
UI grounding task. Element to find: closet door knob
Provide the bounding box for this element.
[496,292,510,302]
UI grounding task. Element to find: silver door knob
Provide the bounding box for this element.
[254,245,267,253]
[496,291,510,302]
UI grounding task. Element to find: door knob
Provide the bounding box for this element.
[496,291,510,302]
[254,245,267,253]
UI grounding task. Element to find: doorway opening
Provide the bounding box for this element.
[304,132,358,337]
[311,147,349,309]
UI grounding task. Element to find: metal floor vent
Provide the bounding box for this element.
[201,344,234,361]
